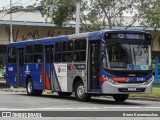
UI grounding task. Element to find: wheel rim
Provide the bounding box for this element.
[77,84,85,98]
[27,81,32,93]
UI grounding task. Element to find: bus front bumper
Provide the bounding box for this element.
[101,78,154,94]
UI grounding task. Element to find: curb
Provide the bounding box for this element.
[128,96,160,101]
[0,88,26,93]
[0,88,54,94]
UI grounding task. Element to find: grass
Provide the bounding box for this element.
[130,87,160,98]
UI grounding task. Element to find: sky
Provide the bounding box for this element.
[0,0,40,10]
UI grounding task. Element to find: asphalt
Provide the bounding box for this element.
[0,79,160,101]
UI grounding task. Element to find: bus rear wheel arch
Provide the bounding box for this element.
[26,78,42,96]
[74,80,91,102]
[112,94,129,102]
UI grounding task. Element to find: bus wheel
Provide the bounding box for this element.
[58,92,72,97]
[112,94,129,102]
[75,81,91,102]
[26,78,42,96]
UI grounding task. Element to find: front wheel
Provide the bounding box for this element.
[75,81,91,102]
[26,78,42,96]
[113,94,129,102]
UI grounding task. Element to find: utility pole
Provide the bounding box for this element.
[10,0,13,43]
[10,0,14,90]
[75,0,81,34]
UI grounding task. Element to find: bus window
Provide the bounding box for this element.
[8,47,16,64]
[62,52,73,62]
[55,42,62,62]
[34,44,43,63]
[74,40,86,50]
[25,45,34,63]
[62,41,73,62]
[63,41,73,51]
[74,39,86,62]
[45,45,54,63]
[55,42,62,52]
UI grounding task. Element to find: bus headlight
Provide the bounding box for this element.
[108,78,117,85]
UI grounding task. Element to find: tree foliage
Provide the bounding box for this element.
[39,0,160,31]
[81,0,138,31]
[138,0,160,28]
[40,0,75,27]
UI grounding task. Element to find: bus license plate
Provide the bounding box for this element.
[128,88,136,91]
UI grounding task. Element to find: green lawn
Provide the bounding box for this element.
[130,88,160,98]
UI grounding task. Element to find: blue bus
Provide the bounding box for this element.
[6,30,153,102]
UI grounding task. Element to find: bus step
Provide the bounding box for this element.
[44,90,53,94]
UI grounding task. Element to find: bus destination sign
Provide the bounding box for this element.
[111,33,144,40]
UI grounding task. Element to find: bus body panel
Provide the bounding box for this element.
[53,63,88,92]
[6,64,17,87]
[23,64,44,90]
[101,80,153,94]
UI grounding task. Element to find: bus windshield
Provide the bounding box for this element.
[103,42,151,70]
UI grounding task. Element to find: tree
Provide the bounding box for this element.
[135,0,160,49]
[24,5,37,12]
[138,0,160,28]
[7,5,24,13]
[40,0,75,27]
[39,0,147,31]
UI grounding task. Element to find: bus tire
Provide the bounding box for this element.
[26,78,42,96]
[58,92,72,97]
[75,81,91,102]
[113,94,129,102]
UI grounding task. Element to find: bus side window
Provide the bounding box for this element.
[74,39,86,62]
[25,45,34,63]
[34,44,43,63]
[55,42,62,62]
[62,41,73,62]
[8,47,16,64]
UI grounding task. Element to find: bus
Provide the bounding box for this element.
[6,30,153,102]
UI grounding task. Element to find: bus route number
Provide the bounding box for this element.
[118,34,140,39]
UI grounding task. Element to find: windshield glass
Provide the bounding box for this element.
[103,42,151,70]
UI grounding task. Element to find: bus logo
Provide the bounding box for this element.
[8,67,13,71]
[127,64,132,70]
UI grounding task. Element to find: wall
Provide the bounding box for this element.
[0,25,75,44]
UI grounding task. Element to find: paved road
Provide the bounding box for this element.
[0,91,160,120]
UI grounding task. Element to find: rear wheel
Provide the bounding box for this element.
[58,92,72,97]
[113,94,129,102]
[75,81,91,102]
[26,78,42,96]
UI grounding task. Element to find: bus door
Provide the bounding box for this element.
[17,47,24,87]
[44,44,54,90]
[88,41,100,89]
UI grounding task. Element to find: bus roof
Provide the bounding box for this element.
[7,29,150,47]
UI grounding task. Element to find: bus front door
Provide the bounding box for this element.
[89,41,100,90]
[44,45,54,90]
[17,48,24,87]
